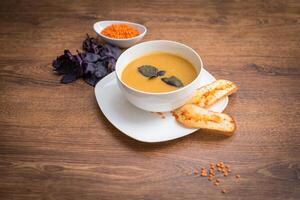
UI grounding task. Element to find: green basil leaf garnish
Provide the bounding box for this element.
[157,70,166,76]
[161,76,184,88]
[138,65,159,78]
[138,65,166,79]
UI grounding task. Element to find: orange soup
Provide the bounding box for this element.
[122,52,197,93]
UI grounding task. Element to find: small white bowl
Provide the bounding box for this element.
[115,40,203,112]
[93,20,147,48]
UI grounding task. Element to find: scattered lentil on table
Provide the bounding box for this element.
[188,161,241,194]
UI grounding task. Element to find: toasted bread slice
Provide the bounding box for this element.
[173,104,236,136]
[188,80,238,108]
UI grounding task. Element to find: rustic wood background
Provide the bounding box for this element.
[0,0,299,199]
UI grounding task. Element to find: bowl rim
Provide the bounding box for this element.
[94,20,147,41]
[116,40,203,96]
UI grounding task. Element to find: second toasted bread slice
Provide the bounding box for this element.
[188,80,238,108]
[173,104,236,136]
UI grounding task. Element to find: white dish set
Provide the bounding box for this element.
[94,21,228,142]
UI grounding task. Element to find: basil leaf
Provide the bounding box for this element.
[138,65,159,78]
[157,70,166,76]
[161,76,184,88]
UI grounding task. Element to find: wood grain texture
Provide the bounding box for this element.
[0,0,300,199]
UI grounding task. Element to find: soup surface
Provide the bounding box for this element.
[121,52,197,93]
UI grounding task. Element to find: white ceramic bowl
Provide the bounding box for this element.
[93,20,147,48]
[115,40,203,112]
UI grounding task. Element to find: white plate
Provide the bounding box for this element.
[95,68,228,143]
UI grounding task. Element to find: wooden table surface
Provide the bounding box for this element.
[1,0,299,199]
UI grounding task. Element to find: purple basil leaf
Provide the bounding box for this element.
[84,53,100,63]
[53,34,121,87]
[82,34,103,54]
[75,51,84,65]
[105,58,116,72]
[94,62,108,78]
[84,63,96,74]
[84,74,98,86]
[53,53,75,75]
[64,49,74,62]
[99,44,121,60]
[61,73,77,84]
